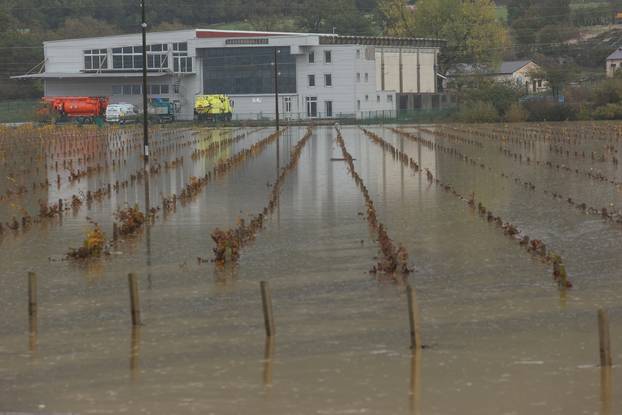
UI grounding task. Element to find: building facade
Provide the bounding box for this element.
[14,29,443,120]
[447,60,547,95]
[606,48,622,78]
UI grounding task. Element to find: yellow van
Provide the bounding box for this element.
[194,95,233,121]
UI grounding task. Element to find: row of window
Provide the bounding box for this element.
[111,84,172,96]
[306,49,368,64]
[357,94,393,110]
[306,72,372,87]
[308,50,332,64]
[307,73,332,87]
[83,42,192,73]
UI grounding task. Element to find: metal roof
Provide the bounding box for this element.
[498,60,532,75]
[607,48,622,60]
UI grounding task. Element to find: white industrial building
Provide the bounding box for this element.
[13,29,444,121]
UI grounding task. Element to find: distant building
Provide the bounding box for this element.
[606,48,622,78]
[447,60,547,94]
[12,29,444,121]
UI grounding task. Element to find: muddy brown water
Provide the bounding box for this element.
[0,124,621,414]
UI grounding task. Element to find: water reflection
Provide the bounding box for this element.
[28,314,37,356]
[600,366,612,415]
[409,348,422,415]
[263,337,275,390]
[130,326,141,383]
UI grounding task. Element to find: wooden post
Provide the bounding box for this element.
[113,223,119,241]
[128,273,141,326]
[598,309,612,367]
[58,198,63,212]
[260,281,275,337]
[28,272,37,319]
[407,285,422,349]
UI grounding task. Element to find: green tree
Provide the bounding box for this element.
[297,0,375,35]
[412,0,509,65]
[377,0,415,36]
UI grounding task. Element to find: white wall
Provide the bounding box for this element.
[376,47,437,94]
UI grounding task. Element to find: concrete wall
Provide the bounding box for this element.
[376,47,437,94]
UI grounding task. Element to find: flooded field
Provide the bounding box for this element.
[1,122,622,414]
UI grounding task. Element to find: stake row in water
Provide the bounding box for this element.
[393,128,622,231]
[362,128,571,289]
[211,127,314,265]
[335,128,411,278]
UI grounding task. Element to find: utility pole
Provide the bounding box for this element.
[140,0,149,161]
[273,47,280,131]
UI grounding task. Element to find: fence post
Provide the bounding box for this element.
[260,281,275,337]
[598,309,612,367]
[407,285,422,349]
[128,273,141,326]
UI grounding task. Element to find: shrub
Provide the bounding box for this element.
[524,101,576,122]
[592,103,622,120]
[505,103,528,122]
[457,101,499,123]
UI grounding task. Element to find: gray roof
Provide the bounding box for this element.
[497,60,532,74]
[607,48,622,60]
[447,60,535,77]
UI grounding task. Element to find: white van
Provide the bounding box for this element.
[105,103,139,124]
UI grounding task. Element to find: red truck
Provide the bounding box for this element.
[39,96,109,124]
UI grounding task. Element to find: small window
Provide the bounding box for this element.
[365,95,369,101]
[112,85,123,95]
[376,95,380,103]
[357,100,361,110]
[161,84,169,94]
[174,84,180,94]
[356,73,361,82]
[364,73,368,82]
[324,74,332,87]
[308,74,316,87]
[356,49,361,59]
[324,50,332,63]
[150,84,160,95]
[387,95,393,103]
[308,52,315,63]
[284,96,292,113]
[123,85,132,95]
[132,85,142,95]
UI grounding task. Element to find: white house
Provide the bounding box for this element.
[447,60,547,94]
[606,48,622,78]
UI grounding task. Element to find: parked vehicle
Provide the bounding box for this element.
[39,96,109,124]
[105,103,139,124]
[148,98,175,123]
[194,95,233,122]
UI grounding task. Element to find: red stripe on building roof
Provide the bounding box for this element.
[196,30,285,38]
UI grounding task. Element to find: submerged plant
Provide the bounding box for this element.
[67,221,107,259]
[114,205,146,237]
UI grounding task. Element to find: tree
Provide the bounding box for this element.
[412,0,509,66]
[297,0,375,35]
[377,0,415,36]
[50,17,120,40]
